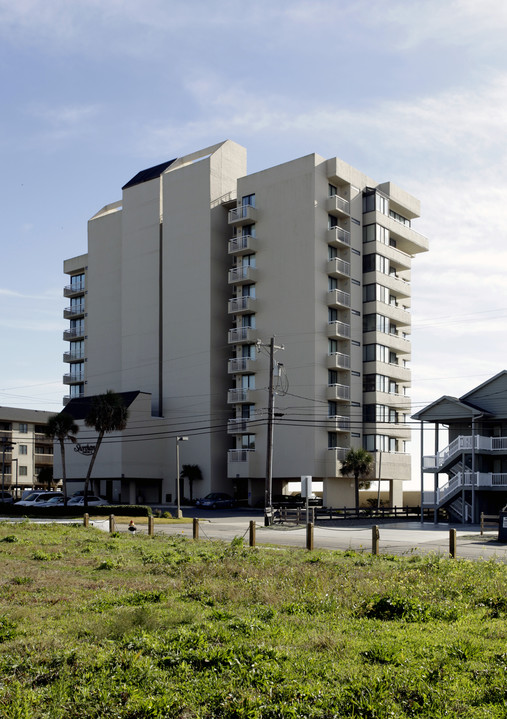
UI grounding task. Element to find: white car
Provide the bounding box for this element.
[16,491,64,506]
[68,496,109,506]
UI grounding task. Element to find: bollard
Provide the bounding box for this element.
[249,520,256,547]
[449,528,457,558]
[148,516,154,537]
[193,517,199,540]
[372,525,380,556]
[109,514,115,534]
[306,522,314,551]
[83,512,89,528]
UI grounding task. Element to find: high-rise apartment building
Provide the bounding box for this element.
[61,140,428,506]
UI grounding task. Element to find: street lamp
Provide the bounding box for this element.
[175,436,188,519]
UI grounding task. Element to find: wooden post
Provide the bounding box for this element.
[449,528,457,558]
[306,522,314,551]
[148,516,154,537]
[372,525,380,555]
[249,520,256,547]
[83,513,89,528]
[193,517,199,540]
[109,514,115,534]
[480,512,484,536]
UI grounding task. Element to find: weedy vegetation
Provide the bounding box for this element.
[0,522,505,717]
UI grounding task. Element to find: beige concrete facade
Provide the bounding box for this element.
[0,407,54,496]
[62,140,428,506]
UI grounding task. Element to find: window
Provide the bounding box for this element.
[363,313,396,335]
[242,284,255,298]
[328,214,339,229]
[328,276,338,291]
[389,209,410,227]
[328,308,338,323]
[240,434,255,449]
[363,284,393,305]
[363,344,398,365]
[19,466,28,476]
[70,341,84,360]
[242,194,255,208]
[242,224,256,237]
[242,344,256,359]
[241,374,255,390]
[328,245,339,260]
[328,370,338,385]
[328,183,337,197]
[328,339,338,354]
[363,190,389,216]
[351,279,360,286]
[242,404,254,419]
[242,314,255,328]
[328,401,338,417]
[70,296,84,312]
[70,384,84,398]
[70,273,85,291]
[363,253,390,275]
[364,374,398,394]
[70,362,85,380]
[19,423,28,433]
[328,432,338,448]
[364,435,397,452]
[241,254,255,268]
[363,405,398,424]
[363,224,390,246]
[70,318,84,334]
[19,445,27,455]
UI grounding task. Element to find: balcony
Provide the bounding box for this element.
[326,194,350,217]
[228,296,256,314]
[327,289,351,309]
[227,418,256,435]
[228,356,257,374]
[227,448,259,477]
[63,373,85,385]
[228,235,256,255]
[327,384,350,401]
[63,351,85,363]
[325,447,349,475]
[228,265,258,285]
[422,435,507,472]
[63,283,85,298]
[63,304,85,319]
[227,388,255,404]
[327,352,351,370]
[327,227,351,248]
[228,326,257,344]
[228,204,258,225]
[63,327,84,341]
[34,454,53,466]
[327,258,351,278]
[327,321,351,339]
[327,415,351,432]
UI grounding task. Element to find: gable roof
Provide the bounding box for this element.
[411,396,486,422]
[122,160,176,190]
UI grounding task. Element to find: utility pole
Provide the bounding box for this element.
[258,336,284,526]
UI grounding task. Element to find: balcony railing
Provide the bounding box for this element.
[327,415,351,431]
[326,194,350,216]
[227,418,256,434]
[228,357,256,374]
[63,373,85,385]
[63,305,85,319]
[228,235,256,255]
[228,326,257,344]
[63,283,85,298]
[228,296,256,314]
[327,384,350,401]
[228,448,255,463]
[327,227,351,247]
[422,435,507,471]
[227,388,254,404]
[328,289,351,308]
[327,352,351,370]
[437,472,507,504]
[327,321,351,339]
[63,327,84,341]
[228,204,258,225]
[228,265,258,284]
[327,258,351,278]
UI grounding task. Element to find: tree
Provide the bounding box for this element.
[340,448,374,510]
[83,391,129,503]
[44,412,79,505]
[180,464,203,502]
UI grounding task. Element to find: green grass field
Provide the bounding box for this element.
[0,522,506,718]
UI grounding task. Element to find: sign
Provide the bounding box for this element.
[74,444,96,456]
[301,475,312,498]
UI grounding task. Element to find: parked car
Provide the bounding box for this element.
[195,492,235,509]
[67,496,109,506]
[0,491,14,504]
[16,491,64,506]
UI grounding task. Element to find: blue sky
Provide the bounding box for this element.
[2,0,507,444]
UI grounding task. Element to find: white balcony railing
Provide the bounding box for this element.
[228,356,256,373]
[328,415,351,431]
[228,235,255,254]
[228,204,257,224]
[228,326,256,344]
[327,227,351,246]
[228,296,256,314]
[228,449,254,463]
[327,384,350,401]
[327,258,351,277]
[328,289,351,308]
[422,435,507,471]
[228,265,257,284]
[436,472,507,504]
[327,352,351,369]
[327,194,350,215]
[227,388,254,404]
[327,321,351,339]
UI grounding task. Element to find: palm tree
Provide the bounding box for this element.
[340,448,373,511]
[44,413,79,505]
[83,391,129,503]
[180,464,203,502]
